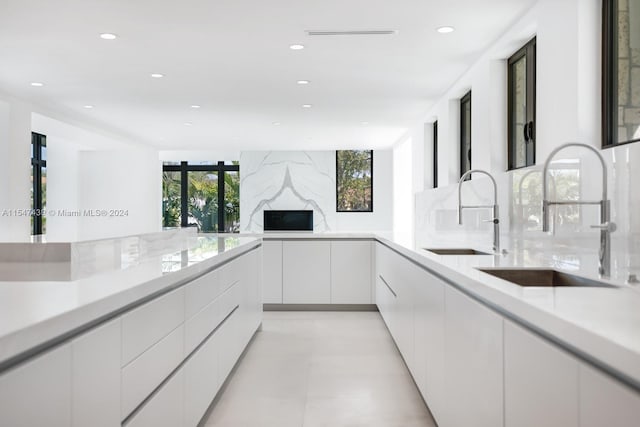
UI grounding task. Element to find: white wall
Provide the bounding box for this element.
[393,137,414,245]
[240,150,392,233]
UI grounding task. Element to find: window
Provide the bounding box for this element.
[603,0,640,147]
[508,37,536,169]
[460,91,472,179]
[31,132,46,235]
[162,161,240,232]
[336,150,373,212]
[433,121,438,188]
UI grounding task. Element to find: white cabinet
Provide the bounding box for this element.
[262,240,283,303]
[184,330,220,427]
[580,363,640,427]
[330,240,372,303]
[504,319,579,427]
[282,240,331,303]
[443,287,503,427]
[71,318,121,427]
[0,344,72,427]
[412,266,445,422]
[125,370,184,427]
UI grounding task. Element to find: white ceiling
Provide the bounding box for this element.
[0,0,536,151]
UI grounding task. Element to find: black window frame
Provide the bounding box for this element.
[507,37,537,170]
[433,121,438,188]
[31,132,46,235]
[602,0,640,148]
[460,91,472,179]
[162,161,240,232]
[336,150,374,213]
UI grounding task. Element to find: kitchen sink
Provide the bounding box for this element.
[477,268,616,288]
[425,248,492,256]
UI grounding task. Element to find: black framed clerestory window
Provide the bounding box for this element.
[603,0,640,148]
[162,161,240,232]
[433,121,438,188]
[31,132,46,235]
[336,150,373,212]
[508,37,536,170]
[460,91,472,179]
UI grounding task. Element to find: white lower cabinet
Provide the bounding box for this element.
[443,286,503,427]
[504,319,579,427]
[330,240,372,303]
[184,331,220,427]
[282,240,331,303]
[579,363,640,427]
[262,240,283,303]
[0,344,72,427]
[124,370,185,427]
[71,318,121,427]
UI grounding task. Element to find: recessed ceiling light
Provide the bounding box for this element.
[297,80,310,85]
[100,33,117,40]
[184,122,193,126]
[436,26,455,34]
[30,82,44,87]
[289,44,305,50]
[302,104,312,108]
[190,105,201,109]
[150,73,164,78]
[83,105,94,109]
[272,122,281,126]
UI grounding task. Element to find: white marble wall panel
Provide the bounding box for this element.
[240,151,336,232]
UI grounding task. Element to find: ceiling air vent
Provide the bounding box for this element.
[305,30,398,36]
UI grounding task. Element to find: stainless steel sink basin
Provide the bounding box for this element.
[425,248,492,256]
[477,268,616,288]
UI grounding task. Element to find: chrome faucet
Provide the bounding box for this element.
[458,169,500,253]
[541,142,615,277]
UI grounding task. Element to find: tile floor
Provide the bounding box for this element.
[203,311,437,427]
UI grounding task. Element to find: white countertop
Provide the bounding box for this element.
[0,235,260,368]
[2,230,640,390]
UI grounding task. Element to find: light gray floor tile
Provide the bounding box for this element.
[202,311,437,427]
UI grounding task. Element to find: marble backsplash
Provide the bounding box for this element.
[415,142,640,284]
[240,151,336,232]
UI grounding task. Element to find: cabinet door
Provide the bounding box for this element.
[443,287,503,427]
[580,363,640,427]
[282,240,331,304]
[262,240,283,303]
[330,240,372,304]
[0,344,72,427]
[72,319,121,427]
[504,319,578,427]
[184,330,220,427]
[412,267,445,423]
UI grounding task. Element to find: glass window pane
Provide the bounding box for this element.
[460,93,472,178]
[511,56,527,169]
[223,170,240,232]
[41,166,46,234]
[187,171,218,232]
[336,150,373,212]
[162,171,181,228]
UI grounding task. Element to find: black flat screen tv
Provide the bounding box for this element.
[263,210,313,231]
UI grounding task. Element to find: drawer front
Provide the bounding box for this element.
[184,330,221,427]
[124,369,184,427]
[219,282,241,321]
[185,270,220,320]
[184,297,220,356]
[219,258,241,293]
[122,324,185,419]
[121,287,185,366]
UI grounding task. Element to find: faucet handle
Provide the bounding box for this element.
[590,222,617,233]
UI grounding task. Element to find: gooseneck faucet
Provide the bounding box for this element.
[541,142,615,277]
[458,169,500,253]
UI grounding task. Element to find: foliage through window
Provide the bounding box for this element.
[460,91,472,179]
[162,161,240,232]
[508,37,536,169]
[336,150,373,212]
[602,0,640,147]
[31,132,47,235]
